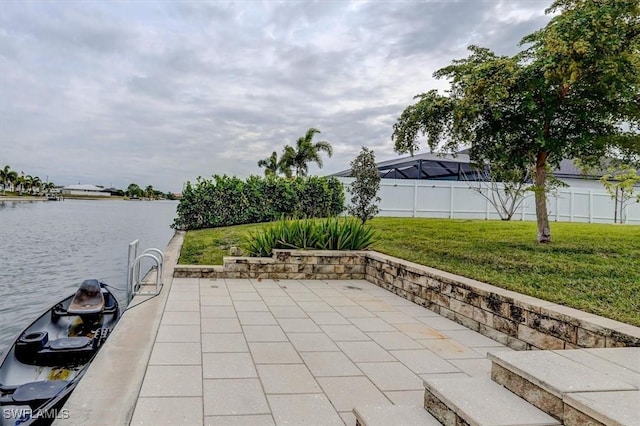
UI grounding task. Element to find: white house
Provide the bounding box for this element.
[61,184,111,197]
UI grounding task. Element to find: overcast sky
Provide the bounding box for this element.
[0,0,552,192]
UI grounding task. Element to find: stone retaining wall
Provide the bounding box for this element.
[173,249,639,349]
[173,249,366,280]
[365,251,639,349]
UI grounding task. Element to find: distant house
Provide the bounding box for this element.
[103,187,124,196]
[61,184,111,197]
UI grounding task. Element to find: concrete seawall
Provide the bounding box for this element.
[58,231,185,426]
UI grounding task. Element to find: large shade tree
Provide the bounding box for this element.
[281,128,333,177]
[392,0,640,242]
[127,183,142,198]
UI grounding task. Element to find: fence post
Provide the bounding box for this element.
[413,181,418,217]
[570,188,575,222]
[589,190,593,223]
[449,184,454,219]
[486,195,490,220]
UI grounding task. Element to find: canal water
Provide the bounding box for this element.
[0,199,178,354]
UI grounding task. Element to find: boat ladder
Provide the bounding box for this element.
[126,239,164,303]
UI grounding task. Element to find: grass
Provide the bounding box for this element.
[180,223,265,265]
[179,218,640,326]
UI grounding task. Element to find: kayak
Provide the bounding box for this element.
[0,280,120,425]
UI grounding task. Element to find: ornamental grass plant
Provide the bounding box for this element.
[245,217,376,257]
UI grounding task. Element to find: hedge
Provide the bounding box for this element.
[172,175,345,230]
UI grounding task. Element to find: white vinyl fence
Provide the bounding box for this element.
[337,178,640,224]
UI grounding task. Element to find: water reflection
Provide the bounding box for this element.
[0,200,40,209]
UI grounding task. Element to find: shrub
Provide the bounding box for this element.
[172,175,345,230]
[347,147,381,223]
[245,218,377,256]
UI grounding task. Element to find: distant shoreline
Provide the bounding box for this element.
[0,195,171,202]
[1,195,120,201]
[0,196,48,202]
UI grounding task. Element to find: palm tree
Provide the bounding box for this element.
[15,175,25,194]
[281,128,333,177]
[0,165,10,193]
[23,175,34,194]
[0,166,18,194]
[31,176,42,195]
[7,171,18,193]
[258,152,279,177]
[258,151,291,177]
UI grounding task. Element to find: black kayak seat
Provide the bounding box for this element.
[68,279,105,314]
[12,380,69,403]
[48,337,92,350]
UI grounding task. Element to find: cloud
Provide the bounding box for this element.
[0,0,551,191]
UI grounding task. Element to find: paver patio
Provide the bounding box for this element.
[130,278,510,425]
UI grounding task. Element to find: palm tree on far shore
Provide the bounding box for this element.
[0,165,10,193]
[1,165,18,194]
[43,182,55,193]
[280,128,333,177]
[15,175,25,194]
[23,175,34,194]
[30,176,41,194]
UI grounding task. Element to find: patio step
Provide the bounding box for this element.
[488,349,639,423]
[423,376,560,426]
[353,405,441,426]
[563,389,640,426]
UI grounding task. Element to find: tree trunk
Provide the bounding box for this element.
[614,187,619,224]
[619,188,625,224]
[534,150,551,243]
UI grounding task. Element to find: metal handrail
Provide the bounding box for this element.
[130,253,162,296]
[126,241,164,304]
[143,248,164,280]
[144,248,164,263]
[126,240,139,304]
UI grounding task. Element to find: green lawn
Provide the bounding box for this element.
[180,223,266,265]
[179,218,640,326]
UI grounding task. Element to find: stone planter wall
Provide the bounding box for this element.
[173,249,639,349]
[173,249,366,280]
